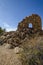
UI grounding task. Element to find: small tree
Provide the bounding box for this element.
[0,27,6,35]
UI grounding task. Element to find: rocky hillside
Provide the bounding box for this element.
[0,35,43,65]
[0,29,43,65]
[0,14,43,65]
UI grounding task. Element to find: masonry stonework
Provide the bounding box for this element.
[17,14,42,32]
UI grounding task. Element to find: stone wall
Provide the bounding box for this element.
[17,14,42,32]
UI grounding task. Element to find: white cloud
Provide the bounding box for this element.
[6,27,17,32]
[3,22,10,28]
[3,22,17,32]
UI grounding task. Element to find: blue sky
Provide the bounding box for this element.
[0,0,43,31]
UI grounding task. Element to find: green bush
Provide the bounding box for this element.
[0,27,6,35]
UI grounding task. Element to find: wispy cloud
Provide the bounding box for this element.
[6,28,17,32]
[3,22,17,32]
[3,22,10,28]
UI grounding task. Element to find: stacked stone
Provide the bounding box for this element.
[32,14,42,31]
[17,14,42,32]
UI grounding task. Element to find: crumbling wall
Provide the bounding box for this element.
[17,14,42,32]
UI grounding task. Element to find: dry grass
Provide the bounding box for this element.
[20,36,43,65]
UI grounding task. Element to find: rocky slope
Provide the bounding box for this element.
[0,29,42,48]
[0,14,43,65]
[0,36,43,65]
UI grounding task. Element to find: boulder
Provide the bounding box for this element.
[14,47,23,54]
[4,44,13,49]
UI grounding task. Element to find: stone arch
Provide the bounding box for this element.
[18,14,42,32]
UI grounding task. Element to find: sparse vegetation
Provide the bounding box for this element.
[20,37,43,65]
[0,35,43,65]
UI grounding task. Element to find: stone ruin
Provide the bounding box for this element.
[17,14,42,33]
